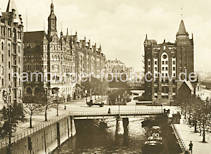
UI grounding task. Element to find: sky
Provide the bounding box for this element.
[0,0,211,72]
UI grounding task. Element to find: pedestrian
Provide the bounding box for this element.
[108,108,111,114]
[189,141,193,154]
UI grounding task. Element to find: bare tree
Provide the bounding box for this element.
[189,96,211,142]
[25,103,42,128]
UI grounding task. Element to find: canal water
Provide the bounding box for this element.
[53,118,180,154]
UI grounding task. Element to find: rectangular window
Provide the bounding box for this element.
[18,57,20,64]
[18,46,21,53]
[173,67,176,71]
[8,43,11,57]
[1,26,5,36]
[148,60,150,65]
[8,28,12,38]
[1,42,3,50]
[162,61,164,65]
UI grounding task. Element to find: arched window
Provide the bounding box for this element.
[1,42,4,50]
[8,43,10,57]
[34,87,43,96]
[26,87,32,95]
[161,52,169,78]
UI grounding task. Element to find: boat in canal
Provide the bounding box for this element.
[142,126,164,154]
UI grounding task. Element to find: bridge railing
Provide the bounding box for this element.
[171,124,187,152]
[70,110,164,117]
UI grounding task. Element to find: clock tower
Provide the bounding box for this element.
[48,1,57,37]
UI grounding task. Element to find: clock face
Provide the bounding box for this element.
[163,54,167,59]
[52,22,55,29]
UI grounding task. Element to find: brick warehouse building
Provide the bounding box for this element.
[144,20,194,103]
[23,2,106,103]
[0,0,24,106]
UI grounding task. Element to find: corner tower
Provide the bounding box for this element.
[48,1,57,37]
[176,20,194,77]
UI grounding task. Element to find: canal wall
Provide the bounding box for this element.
[0,116,76,154]
[171,124,190,154]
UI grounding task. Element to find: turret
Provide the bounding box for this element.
[60,30,63,37]
[176,19,194,77]
[6,0,22,25]
[66,28,70,42]
[48,1,57,36]
[144,34,148,47]
[98,45,102,52]
[176,20,189,39]
[6,0,17,12]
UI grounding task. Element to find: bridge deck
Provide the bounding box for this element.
[70,110,164,119]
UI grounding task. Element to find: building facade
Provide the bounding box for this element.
[68,34,106,78]
[106,59,133,79]
[23,2,106,103]
[144,20,194,102]
[0,0,24,106]
[23,31,49,103]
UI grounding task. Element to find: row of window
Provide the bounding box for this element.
[24,65,44,71]
[1,26,22,39]
[51,55,73,62]
[148,59,176,66]
[1,55,21,65]
[154,87,177,93]
[154,72,176,77]
[1,42,21,53]
[0,75,21,86]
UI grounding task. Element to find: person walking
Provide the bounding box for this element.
[189,141,193,154]
[108,108,111,114]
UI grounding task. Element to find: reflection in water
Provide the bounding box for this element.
[53,118,146,154]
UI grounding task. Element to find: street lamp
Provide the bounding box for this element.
[2,86,12,154]
[85,90,88,103]
[44,87,51,121]
[90,89,92,101]
[118,95,121,115]
[52,87,60,117]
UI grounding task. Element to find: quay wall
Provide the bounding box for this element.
[0,116,76,154]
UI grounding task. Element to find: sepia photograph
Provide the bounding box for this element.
[0,0,211,153]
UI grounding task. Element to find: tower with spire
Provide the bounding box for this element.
[48,1,57,37]
[22,1,106,107]
[176,20,194,75]
[143,19,194,103]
